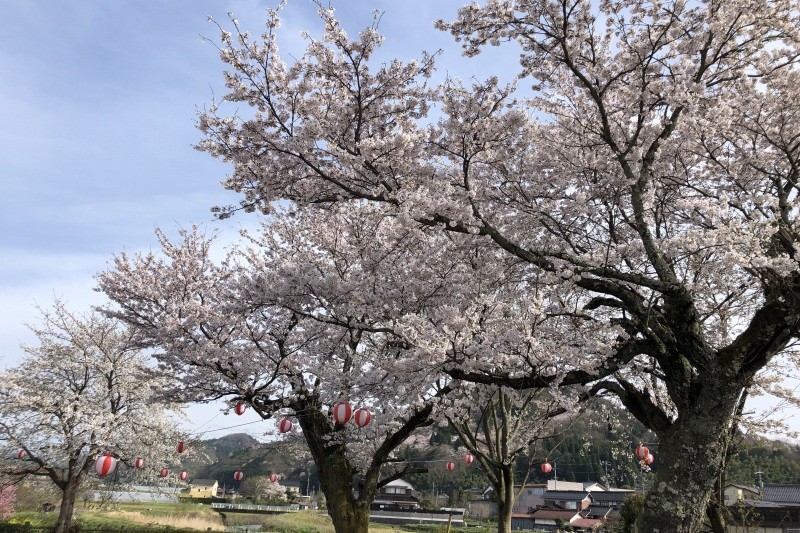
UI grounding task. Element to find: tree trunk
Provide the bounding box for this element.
[297,403,371,533]
[634,385,740,533]
[705,469,727,533]
[53,476,81,533]
[496,465,515,533]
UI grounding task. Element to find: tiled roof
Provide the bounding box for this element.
[573,517,604,527]
[726,483,759,493]
[590,491,629,502]
[543,490,590,500]
[531,508,581,520]
[763,484,800,504]
[584,506,614,518]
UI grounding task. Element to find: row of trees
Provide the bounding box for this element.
[182,0,800,531]
[3,1,800,533]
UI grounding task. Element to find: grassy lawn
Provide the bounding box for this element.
[4,503,501,532]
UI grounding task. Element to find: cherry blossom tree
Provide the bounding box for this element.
[193,2,800,531]
[99,216,455,533]
[445,386,572,533]
[98,198,595,533]
[0,301,185,533]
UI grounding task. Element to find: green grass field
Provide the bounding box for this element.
[3,502,499,532]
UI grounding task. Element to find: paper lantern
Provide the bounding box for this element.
[644,453,655,465]
[446,461,455,472]
[464,453,474,464]
[234,402,247,416]
[353,408,372,428]
[15,449,26,460]
[176,441,186,454]
[541,462,553,474]
[635,444,649,460]
[94,455,118,478]
[269,473,278,483]
[159,468,170,478]
[278,417,293,433]
[332,402,353,425]
[234,470,244,481]
[179,469,188,481]
[134,457,144,469]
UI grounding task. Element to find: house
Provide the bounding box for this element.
[372,479,420,510]
[186,479,218,498]
[541,489,592,510]
[724,483,759,505]
[282,480,302,496]
[725,483,800,532]
[529,508,583,531]
[512,483,547,513]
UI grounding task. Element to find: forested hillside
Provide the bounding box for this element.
[185,414,800,496]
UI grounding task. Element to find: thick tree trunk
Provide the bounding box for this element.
[296,402,371,533]
[53,476,80,533]
[496,465,515,533]
[308,438,371,533]
[634,385,740,533]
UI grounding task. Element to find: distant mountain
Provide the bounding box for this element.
[184,433,317,490]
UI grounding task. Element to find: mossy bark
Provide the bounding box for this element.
[633,385,740,533]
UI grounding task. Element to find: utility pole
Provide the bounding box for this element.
[601,461,611,488]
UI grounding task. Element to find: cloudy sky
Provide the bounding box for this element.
[0,0,520,438]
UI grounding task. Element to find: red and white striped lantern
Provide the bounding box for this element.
[332,402,353,425]
[176,441,186,454]
[278,417,293,433]
[134,457,144,469]
[541,462,553,474]
[94,454,118,478]
[446,461,455,472]
[234,402,247,416]
[15,449,26,460]
[233,470,244,482]
[269,473,278,483]
[644,453,655,466]
[159,468,170,478]
[353,408,372,428]
[179,470,188,481]
[635,444,649,460]
[464,453,474,464]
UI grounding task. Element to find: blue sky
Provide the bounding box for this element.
[0,0,518,438]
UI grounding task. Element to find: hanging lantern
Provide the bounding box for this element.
[446,461,455,472]
[179,470,189,481]
[134,457,144,469]
[634,444,649,460]
[15,449,26,460]
[644,453,655,466]
[94,454,118,478]
[269,473,278,483]
[464,453,474,464]
[234,402,247,416]
[278,417,293,433]
[332,402,353,425]
[353,408,372,428]
[233,470,244,482]
[160,468,170,478]
[541,462,553,474]
[177,441,186,454]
